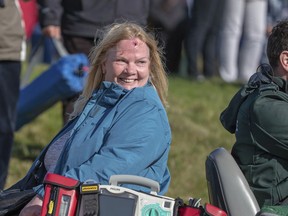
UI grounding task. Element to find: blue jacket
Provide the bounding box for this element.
[27,81,171,196]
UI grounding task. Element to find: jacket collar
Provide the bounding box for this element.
[90,81,129,107]
[91,81,152,107]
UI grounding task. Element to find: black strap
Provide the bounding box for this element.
[250,86,288,160]
[21,36,68,88]
[251,122,288,160]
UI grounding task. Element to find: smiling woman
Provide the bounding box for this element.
[73,22,169,117]
[10,22,172,216]
[103,38,151,90]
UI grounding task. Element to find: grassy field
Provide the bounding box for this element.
[7,64,240,205]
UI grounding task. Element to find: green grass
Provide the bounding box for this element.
[165,76,238,202]
[7,65,240,205]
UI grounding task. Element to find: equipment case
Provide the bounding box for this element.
[41,174,175,216]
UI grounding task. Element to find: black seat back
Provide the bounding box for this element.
[205,147,260,216]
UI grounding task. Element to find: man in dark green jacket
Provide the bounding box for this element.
[220,19,288,207]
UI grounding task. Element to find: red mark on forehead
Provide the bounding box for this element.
[132,38,138,46]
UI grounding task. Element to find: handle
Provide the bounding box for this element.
[109,175,160,194]
[21,36,45,88]
[21,37,69,88]
[52,38,69,57]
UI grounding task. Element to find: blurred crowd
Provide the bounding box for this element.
[148,0,288,84]
[19,0,288,84]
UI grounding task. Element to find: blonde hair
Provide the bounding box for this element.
[71,22,168,118]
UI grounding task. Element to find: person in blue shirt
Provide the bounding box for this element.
[18,22,172,215]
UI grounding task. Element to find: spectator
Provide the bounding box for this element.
[148,0,189,75]
[218,0,267,83]
[37,0,152,124]
[184,0,224,80]
[8,22,172,215]
[19,0,38,40]
[0,0,27,190]
[220,19,288,207]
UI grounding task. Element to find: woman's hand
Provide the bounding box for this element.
[19,195,43,216]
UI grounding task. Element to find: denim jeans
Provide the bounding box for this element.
[185,0,224,78]
[0,61,21,189]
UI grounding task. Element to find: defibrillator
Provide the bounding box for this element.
[41,173,175,216]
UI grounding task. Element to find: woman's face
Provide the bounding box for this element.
[103,38,150,90]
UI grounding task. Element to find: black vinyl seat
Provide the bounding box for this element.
[205,147,260,216]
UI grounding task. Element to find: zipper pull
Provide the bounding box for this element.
[47,186,58,216]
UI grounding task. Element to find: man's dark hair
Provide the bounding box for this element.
[267,19,288,69]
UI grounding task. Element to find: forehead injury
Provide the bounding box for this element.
[132,38,138,46]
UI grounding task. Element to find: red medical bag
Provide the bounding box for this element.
[177,197,227,216]
[41,173,80,216]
